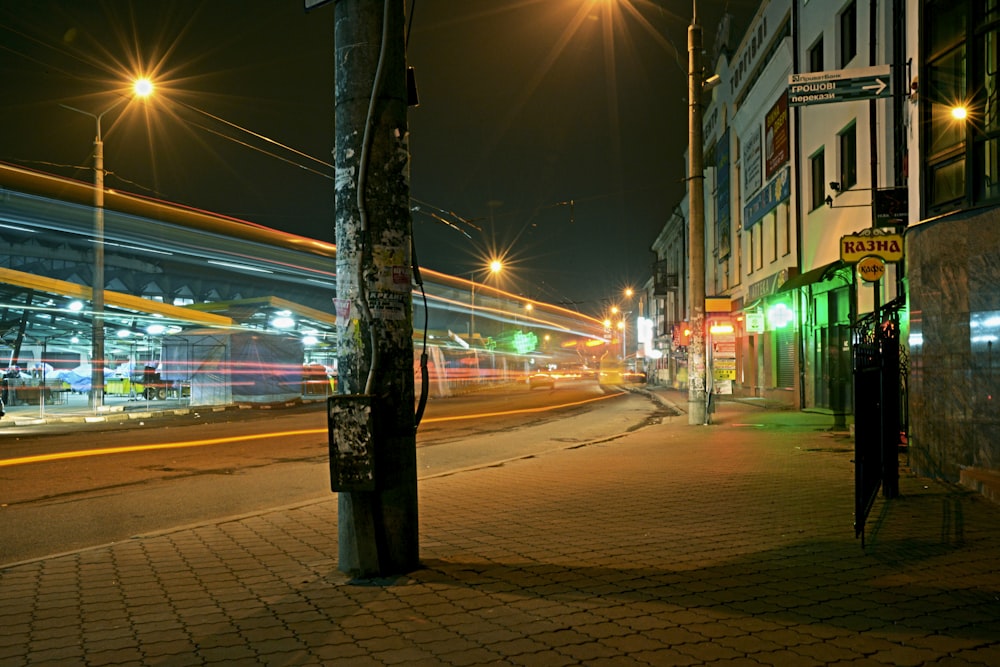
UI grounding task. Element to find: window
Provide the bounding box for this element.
[754,224,763,270]
[810,149,826,211]
[838,122,858,189]
[839,2,857,67]
[735,228,742,280]
[809,37,824,73]
[924,0,1000,213]
[975,7,999,201]
[783,206,791,257]
[771,211,778,262]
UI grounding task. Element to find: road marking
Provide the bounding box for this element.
[421,390,624,423]
[0,430,323,468]
[0,390,628,467]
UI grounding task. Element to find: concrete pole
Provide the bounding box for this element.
[62,102,124,410]
[92,133,106,410]
[687,4,708,425]
[334,0,418,577]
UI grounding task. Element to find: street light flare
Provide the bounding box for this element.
[133,77,154,98]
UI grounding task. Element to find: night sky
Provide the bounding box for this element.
[1,0,755,315]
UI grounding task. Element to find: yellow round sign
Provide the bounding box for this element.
[857,255,886,282]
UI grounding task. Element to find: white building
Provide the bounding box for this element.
[648,0,1000,489]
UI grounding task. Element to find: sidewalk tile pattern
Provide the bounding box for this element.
[2,402,1000,665]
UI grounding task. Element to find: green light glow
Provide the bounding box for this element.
[512,331,538,355]
[767,302,795,328]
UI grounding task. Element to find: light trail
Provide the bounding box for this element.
[419,389,623,423]
[0,429,322,468]
[0,391,626,467]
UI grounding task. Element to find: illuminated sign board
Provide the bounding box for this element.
[840,232,904,263]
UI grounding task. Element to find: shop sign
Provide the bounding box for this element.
[743,166,790,229]
[765,92,789,179]
[745,311,765,333]
[840,231,904,262]
[747,268,789,302]
[857,256,886,282]
[875,187,908,226]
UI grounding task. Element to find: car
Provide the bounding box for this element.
[528,372,555,389]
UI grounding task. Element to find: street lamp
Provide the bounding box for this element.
[62,78,153,409]
[469,259,503,341]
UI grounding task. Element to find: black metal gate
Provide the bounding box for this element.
[852,296,906,545]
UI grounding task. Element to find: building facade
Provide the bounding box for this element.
[648,0,1000,489]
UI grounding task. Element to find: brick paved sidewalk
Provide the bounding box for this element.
[2,400,999,666]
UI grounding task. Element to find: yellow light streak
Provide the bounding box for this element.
[420,390,624,423]
[0,430,321,468]
[0,392,627,467]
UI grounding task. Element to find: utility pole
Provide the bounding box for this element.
[332,0,418,577]
[687,2,708,425]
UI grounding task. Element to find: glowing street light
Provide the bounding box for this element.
[470,259,504,340]
[62,78,153,409]
[133,77,154,97]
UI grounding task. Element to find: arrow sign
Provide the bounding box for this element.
[862,78,887,96]
[788,65,892,106]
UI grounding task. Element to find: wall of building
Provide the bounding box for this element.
[907,206,1000,482]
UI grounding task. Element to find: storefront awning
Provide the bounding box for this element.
[777,260,845,293]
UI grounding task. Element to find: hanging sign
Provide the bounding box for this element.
[840,230,904,262]
[857,256,886,282]
[745,311,765,333]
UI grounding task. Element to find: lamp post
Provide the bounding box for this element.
[469,259,503,342]
[687,1,708,425]
[62,79,152,409]
[622,287,635,362]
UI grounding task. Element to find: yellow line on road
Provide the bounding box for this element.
[420,390,624,423]
[0,430,323,468]
[0,390,627,467]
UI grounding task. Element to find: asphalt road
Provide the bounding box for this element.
[0,380,672,566]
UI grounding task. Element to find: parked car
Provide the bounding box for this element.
[528,372,555,389]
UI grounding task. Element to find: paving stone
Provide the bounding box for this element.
[3,397,1000,665]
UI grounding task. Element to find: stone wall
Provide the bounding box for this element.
[906,206,1000,484]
